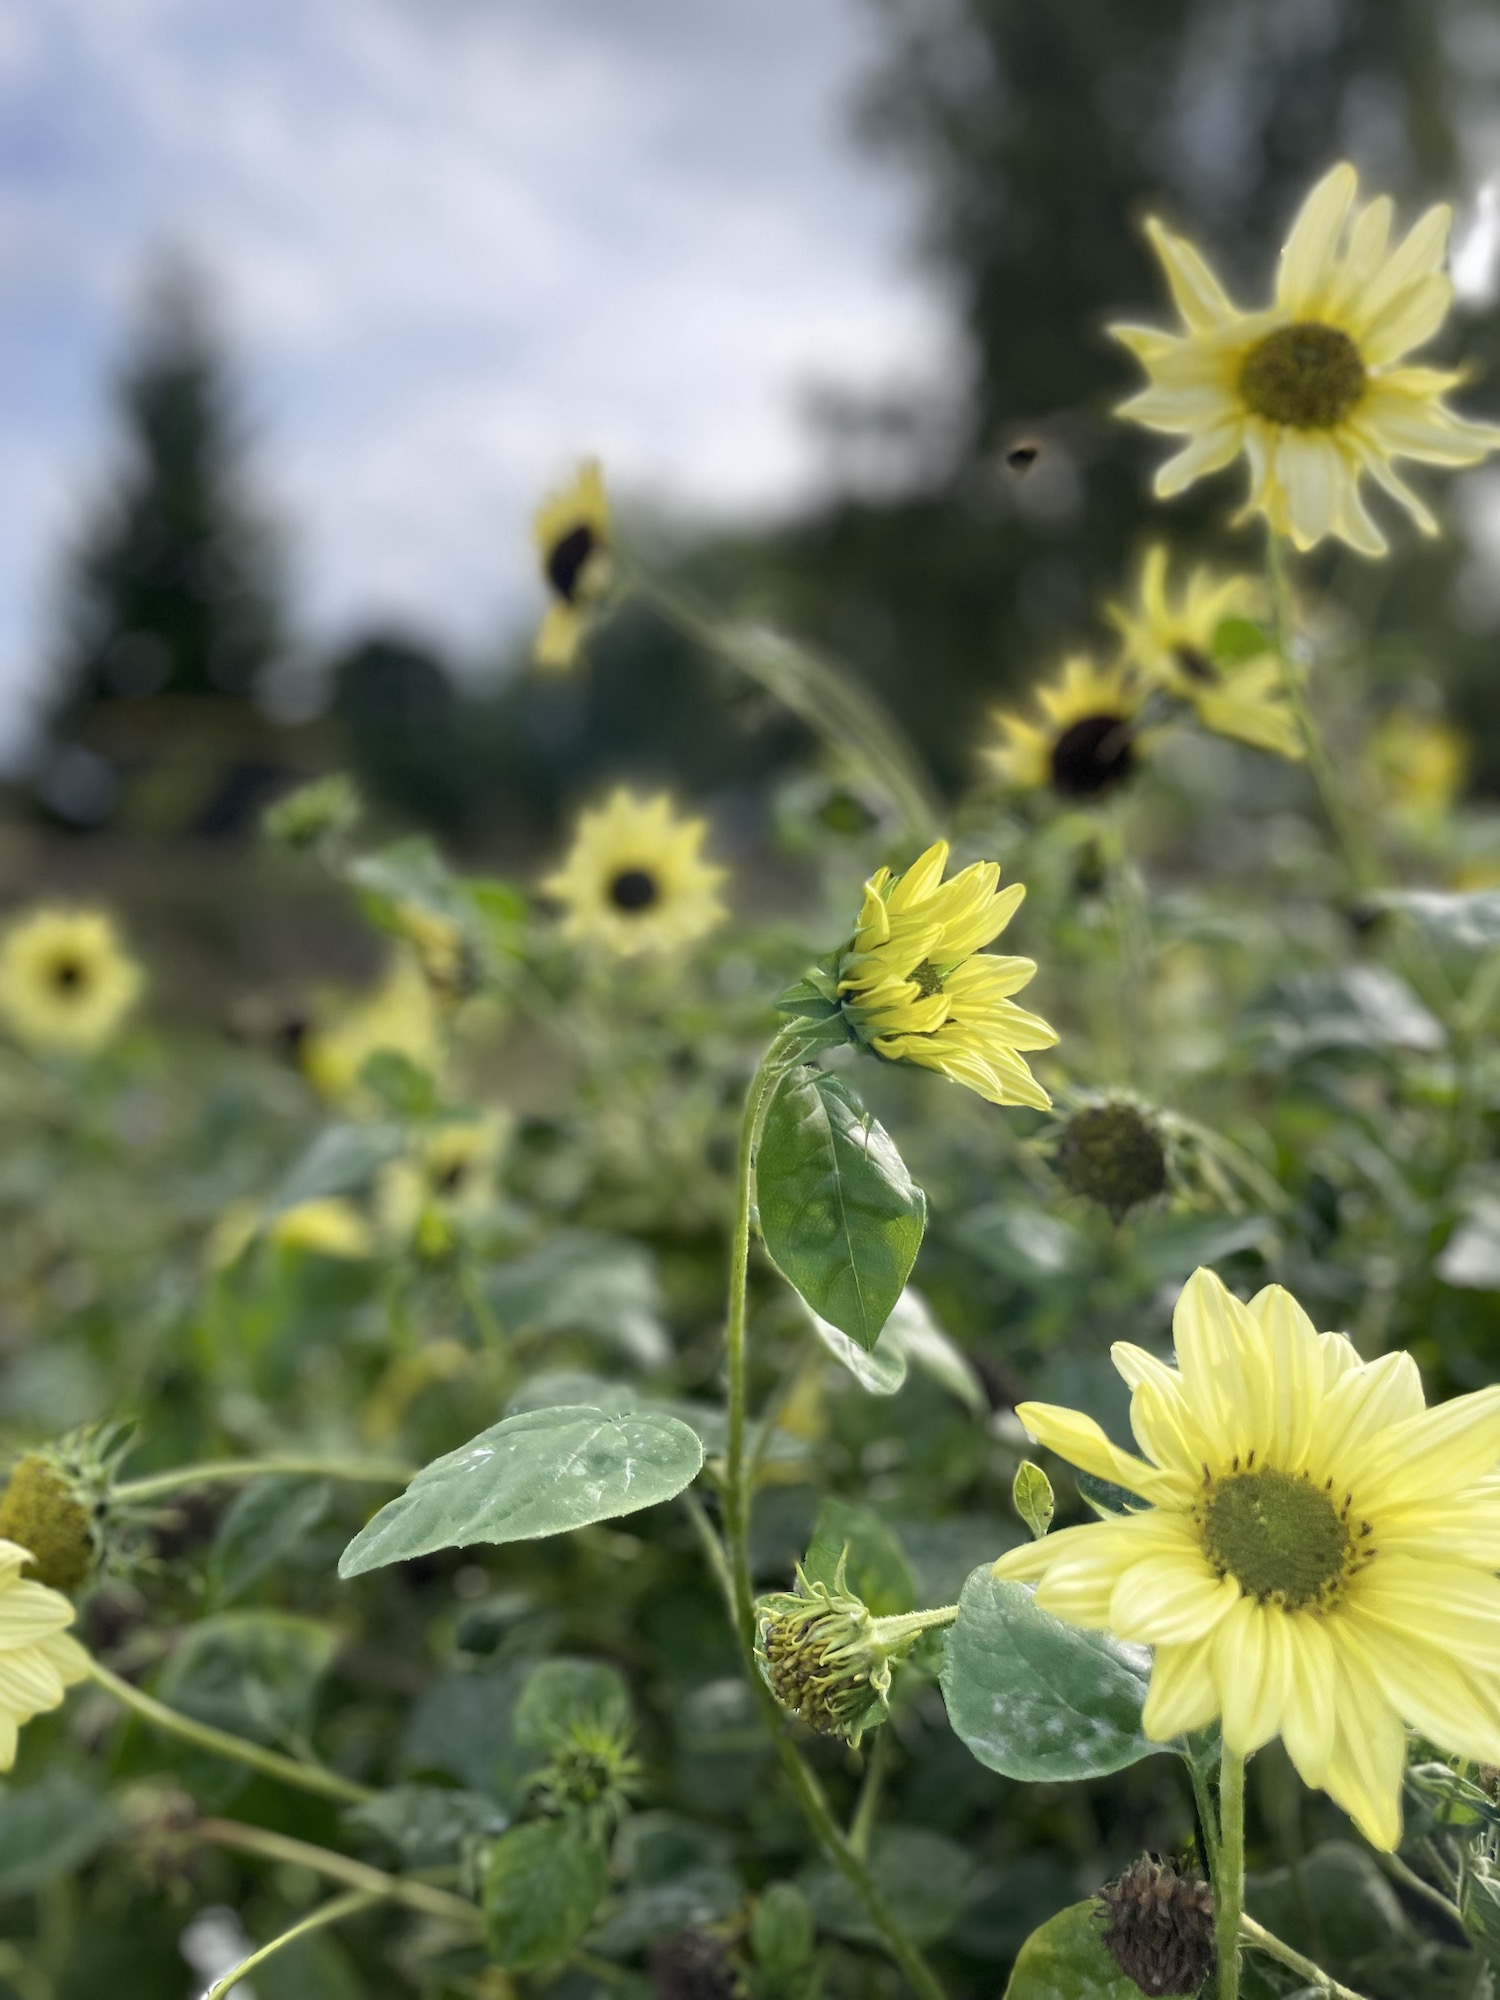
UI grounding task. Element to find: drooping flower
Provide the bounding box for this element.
[994,1266,1500,1849]
[1107,547,1303,761]
[985,657,1146,799]
[0,1538,89,1767]
[542,789,727,959]
[1112,163,1500,553]
[0,907,143,1054]
[532,459,613,671]
[836,840,1056,1108]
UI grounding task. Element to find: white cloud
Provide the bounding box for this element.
[0,0,951,754]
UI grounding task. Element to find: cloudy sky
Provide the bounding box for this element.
[0,0,951,755]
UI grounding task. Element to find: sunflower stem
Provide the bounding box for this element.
[113,1455,413,1504]
[86,1659,377,1807]
[715,1022,949,2000]
[1215,1744,1246,2000]
[201,1890,378,2000]
[1372,1846,1465,1930]
[1238,1914,1367,1999]
[197,1817,483,1928]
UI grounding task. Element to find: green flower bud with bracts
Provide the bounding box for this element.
[261,773,361,853]
[1056,1100,1170,1222]
[1096,1856,1215,1997]
[527,1714,643,1842]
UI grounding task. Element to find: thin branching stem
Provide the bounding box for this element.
[203,1891,377,2000]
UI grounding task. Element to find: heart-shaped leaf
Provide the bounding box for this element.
[339,1405,704,1578]
[1004,1900,1154,1998]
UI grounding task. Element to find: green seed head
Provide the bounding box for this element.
[0,1455,96,1593]
[1202,1467,1349,1609]
[1239,321,1365,430]
[1057,1103,1169,1221]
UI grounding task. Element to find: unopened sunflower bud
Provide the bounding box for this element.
[1057,1102,1168,1221]
[755,1557,940,1748]
[118,1783,201,1896]
[1097,1857,1215,1998]
[0,1455,96,1592]
[262,773,360,852]
[647,1928,740,2000]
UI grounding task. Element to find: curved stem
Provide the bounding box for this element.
[1373,1846,1465,1929]
[628,568,943,842]
[86,1659,377,1807]
[1239,1914,1367,1999]
[1215,1744,1246,2000]
[204,1890,377,2000]
[114,1456,413,1505]
[197,1818,482,1929]
[849,1723,893,1861]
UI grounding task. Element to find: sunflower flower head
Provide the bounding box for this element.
[301,951,444,1106]
[377,1114,510,1260]
[1107,547,1303,761]
[834,840,1056,1109]
[542,788,727,960]
[1113,163,1500,554]
[755,1558,927,1748]
[986,656,1146,799]
[0,907,143,1055]
[1056,1100,1170,1222]
[995,1266,1500,1849]
[532,459,613,672]
[0,1540,89,1768]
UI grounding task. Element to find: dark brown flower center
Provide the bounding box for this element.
[1239,321,1365,430]
[1202,1468,1349,1609]
[1173,645,1217,686]
[608,867,659,913]
[546,523,598,603]
[1050,714,1135,797]
[49,957,85,994]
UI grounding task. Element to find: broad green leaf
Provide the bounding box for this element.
[757,1066,926,1348]
[358,1048,441,1118]
[1012,1461,1054,1540]
[1003,1900,1152,1999]
[803,1497,916,1616]
[212,1476,330,1603]
[803,1304,907,1394]
[269,1122,405,1215]
[346,1783,508,1867]
[156,1611,339,1747]
[339,1405,704,1577]
[483,1231,670,1366]
[802,1826,972,1947]
[752,1882,816,1980]
[1246,1840,1405,1979]
[514,1658,632,1749]
[0,1775,119,1899]
[483,1816,607,1968]
[941,1568,1156,1781]
[886,1288,987,1413]
[1212,614,1273,664]
[1375,888,1500,951]
[589,1865,744,1955]
[400,1661,534,1799]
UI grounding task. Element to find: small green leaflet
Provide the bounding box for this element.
[1012,1461,1054,1540]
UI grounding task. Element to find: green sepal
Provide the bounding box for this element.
[776,962,846,1026]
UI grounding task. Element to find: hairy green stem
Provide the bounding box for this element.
[629,569,943,842]
[849,1724,893,1861]
[86,1659,376,1807]
[203,1891,377,2000]
[1215,1744,1246,2000]
[1186,1750,1221,1881]
[1239,1914,1367,1998]
[113,1456,413,1504]
[198,1817,482,1928]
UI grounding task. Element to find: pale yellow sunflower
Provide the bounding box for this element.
[0,907,143,1054]
[268,1198,375,1260]
[1369,707,1468,821]
[1113,163,1500,553]
[377,1113,510,1257]
[301,951,444,1106]
[532,459,613,671]
[0,1539,89,1767]
[985,656,1146,798]
[995,1266,1500,1849]
[1107,546,1303,761]
[837,839,1056,1108]
[542,789,727,959]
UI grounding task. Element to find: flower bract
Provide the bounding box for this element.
[1107,546,1303,761]
[1112,162,1500,553]
[543,788,727,959]
[986,657,1146,798]
[995,1265,1500,1848]
[0,907,143,1054]
[836,839,1056,1108]
[532,459,613,671]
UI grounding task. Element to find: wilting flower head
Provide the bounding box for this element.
[532,459,613,671]
[1112,162,1500,554]
[0,1539,89,1767]
[836,841,1056,1108]
[1056,1101,1169,1222]
[0,907,143,1054]
[995,1266,1500,1849]
[1107,547,1303,761]
[986,657,1146,799]
[542,788,727,959]
[1097,1857,1215,1998]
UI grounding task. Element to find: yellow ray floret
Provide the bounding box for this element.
[995,1266,1500,1849]
[543,788,727,959]
[1112,162,1500,554]
[301,951,444,1106]
[985,655,1146,798]
[1107,546,1303,761]
[532,459,613,672]
[837,840,1057,1108]
[0,906,143,1054]
[0,1539,89,1768]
